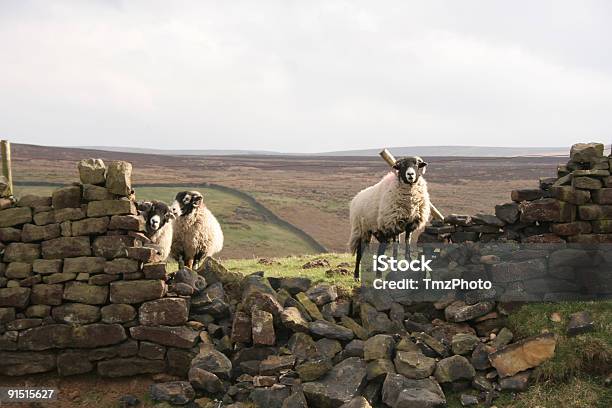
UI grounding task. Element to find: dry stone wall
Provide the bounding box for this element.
[0,159,196,377]
[421,142,612,244]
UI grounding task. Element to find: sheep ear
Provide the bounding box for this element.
[418,161,428,168]
[193,195,203,207]
[136,201,152,214]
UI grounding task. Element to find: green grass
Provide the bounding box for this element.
[224,252,356,293]
[506,300,612,381]
[14,185,321,259]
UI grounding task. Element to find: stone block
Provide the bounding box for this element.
[71,217,109,236]
[78,158,106,185]
[63,282,108,305]
[52,186,82,209]
[110,280,167,304]
[21,223,61,242]
[0,207,32,227]
[106,161,132,196]
[42,237,91,259]
[87,200,136,217]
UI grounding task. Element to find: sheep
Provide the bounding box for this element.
[137,200,175,261]
[348,156,431,279]
[170,190,224,269]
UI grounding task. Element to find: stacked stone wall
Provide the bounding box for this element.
[421,142,612,244]
[0,159,196,377]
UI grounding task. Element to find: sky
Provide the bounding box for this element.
[0,0,611,153]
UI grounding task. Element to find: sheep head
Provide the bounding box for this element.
[139,200,174,234]
[171,190,204,217]
[393,156,427,184]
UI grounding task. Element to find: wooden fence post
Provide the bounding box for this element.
[1,140,14,197]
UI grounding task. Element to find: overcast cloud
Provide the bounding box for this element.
[0,0,610,152]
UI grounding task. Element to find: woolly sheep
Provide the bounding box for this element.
[170,190,224,269]
[348,156,431,279]
[137,200,175,261]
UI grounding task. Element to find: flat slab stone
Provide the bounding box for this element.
[303,357,367,408]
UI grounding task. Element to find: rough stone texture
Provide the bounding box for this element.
[139,298,189,326]
[52,186,82,209]
[6,262,32,279]
[21,223,61,242]
[494,202,519,224]
[281,307,309,333]
[520,198,574,223]
[381,374,446,408]
[0,287,31,308]
[592,188,612,204]
[3,243,40,262]
[93,235,135,259]
[31,284,62,305]
[191,346,233,379]
[129,325,199,348]
[310,320,354,341]
[71,217,109,236]
[101,303,137,323]
[52,303,101,324]
[106,161,133,196]
[109,214,144,231]
[64,256,106,274]
[83,184,114,201]
[570,142,604,163]
[434,355,475,383]
[110,280,167,304]
[394,351,436,379]
[32,259,63,274]
[104,258,140,275]
[87,200,136,217]
[16,194,52,209]
[98,357,166,377]
[489,333,556,377]
[445,301,495,322]
[63,282,108,305]
[0,351,57,375]
[567,311,595,336]
[18,323,126,350]
[303,357,367,408]
[0,207,32,227]
[252,309,276,346]
[58,350,94,376]
[363,334,395,361]
[306,283,338,306]
[78,158,106,185]
[0,227,22,242]
[42,237,91,259]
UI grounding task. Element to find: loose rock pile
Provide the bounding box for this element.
[0,158,187,377]
[422,142,612,244]
[145,261,559,408]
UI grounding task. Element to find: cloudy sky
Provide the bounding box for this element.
[0,0,610,152]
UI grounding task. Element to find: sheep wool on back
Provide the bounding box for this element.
[172,204,224,262]
[349,171,431,253]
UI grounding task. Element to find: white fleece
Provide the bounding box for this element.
[349,171,431,252]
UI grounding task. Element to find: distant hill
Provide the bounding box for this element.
[75,144,607,157]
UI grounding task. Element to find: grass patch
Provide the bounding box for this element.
[446,376,610,408]
[224,252,357,293]
[506,300,612,382]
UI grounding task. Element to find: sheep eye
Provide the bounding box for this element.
[183,195,191,204]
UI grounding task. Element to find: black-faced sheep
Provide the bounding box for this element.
[349,156,431,279]
[137,200,175,261]
[170,190,224,269]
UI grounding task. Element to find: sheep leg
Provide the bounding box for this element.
[353,239,363,281]
[392,236,399,259]
[404,230,412,261]
[376,240,388,278]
